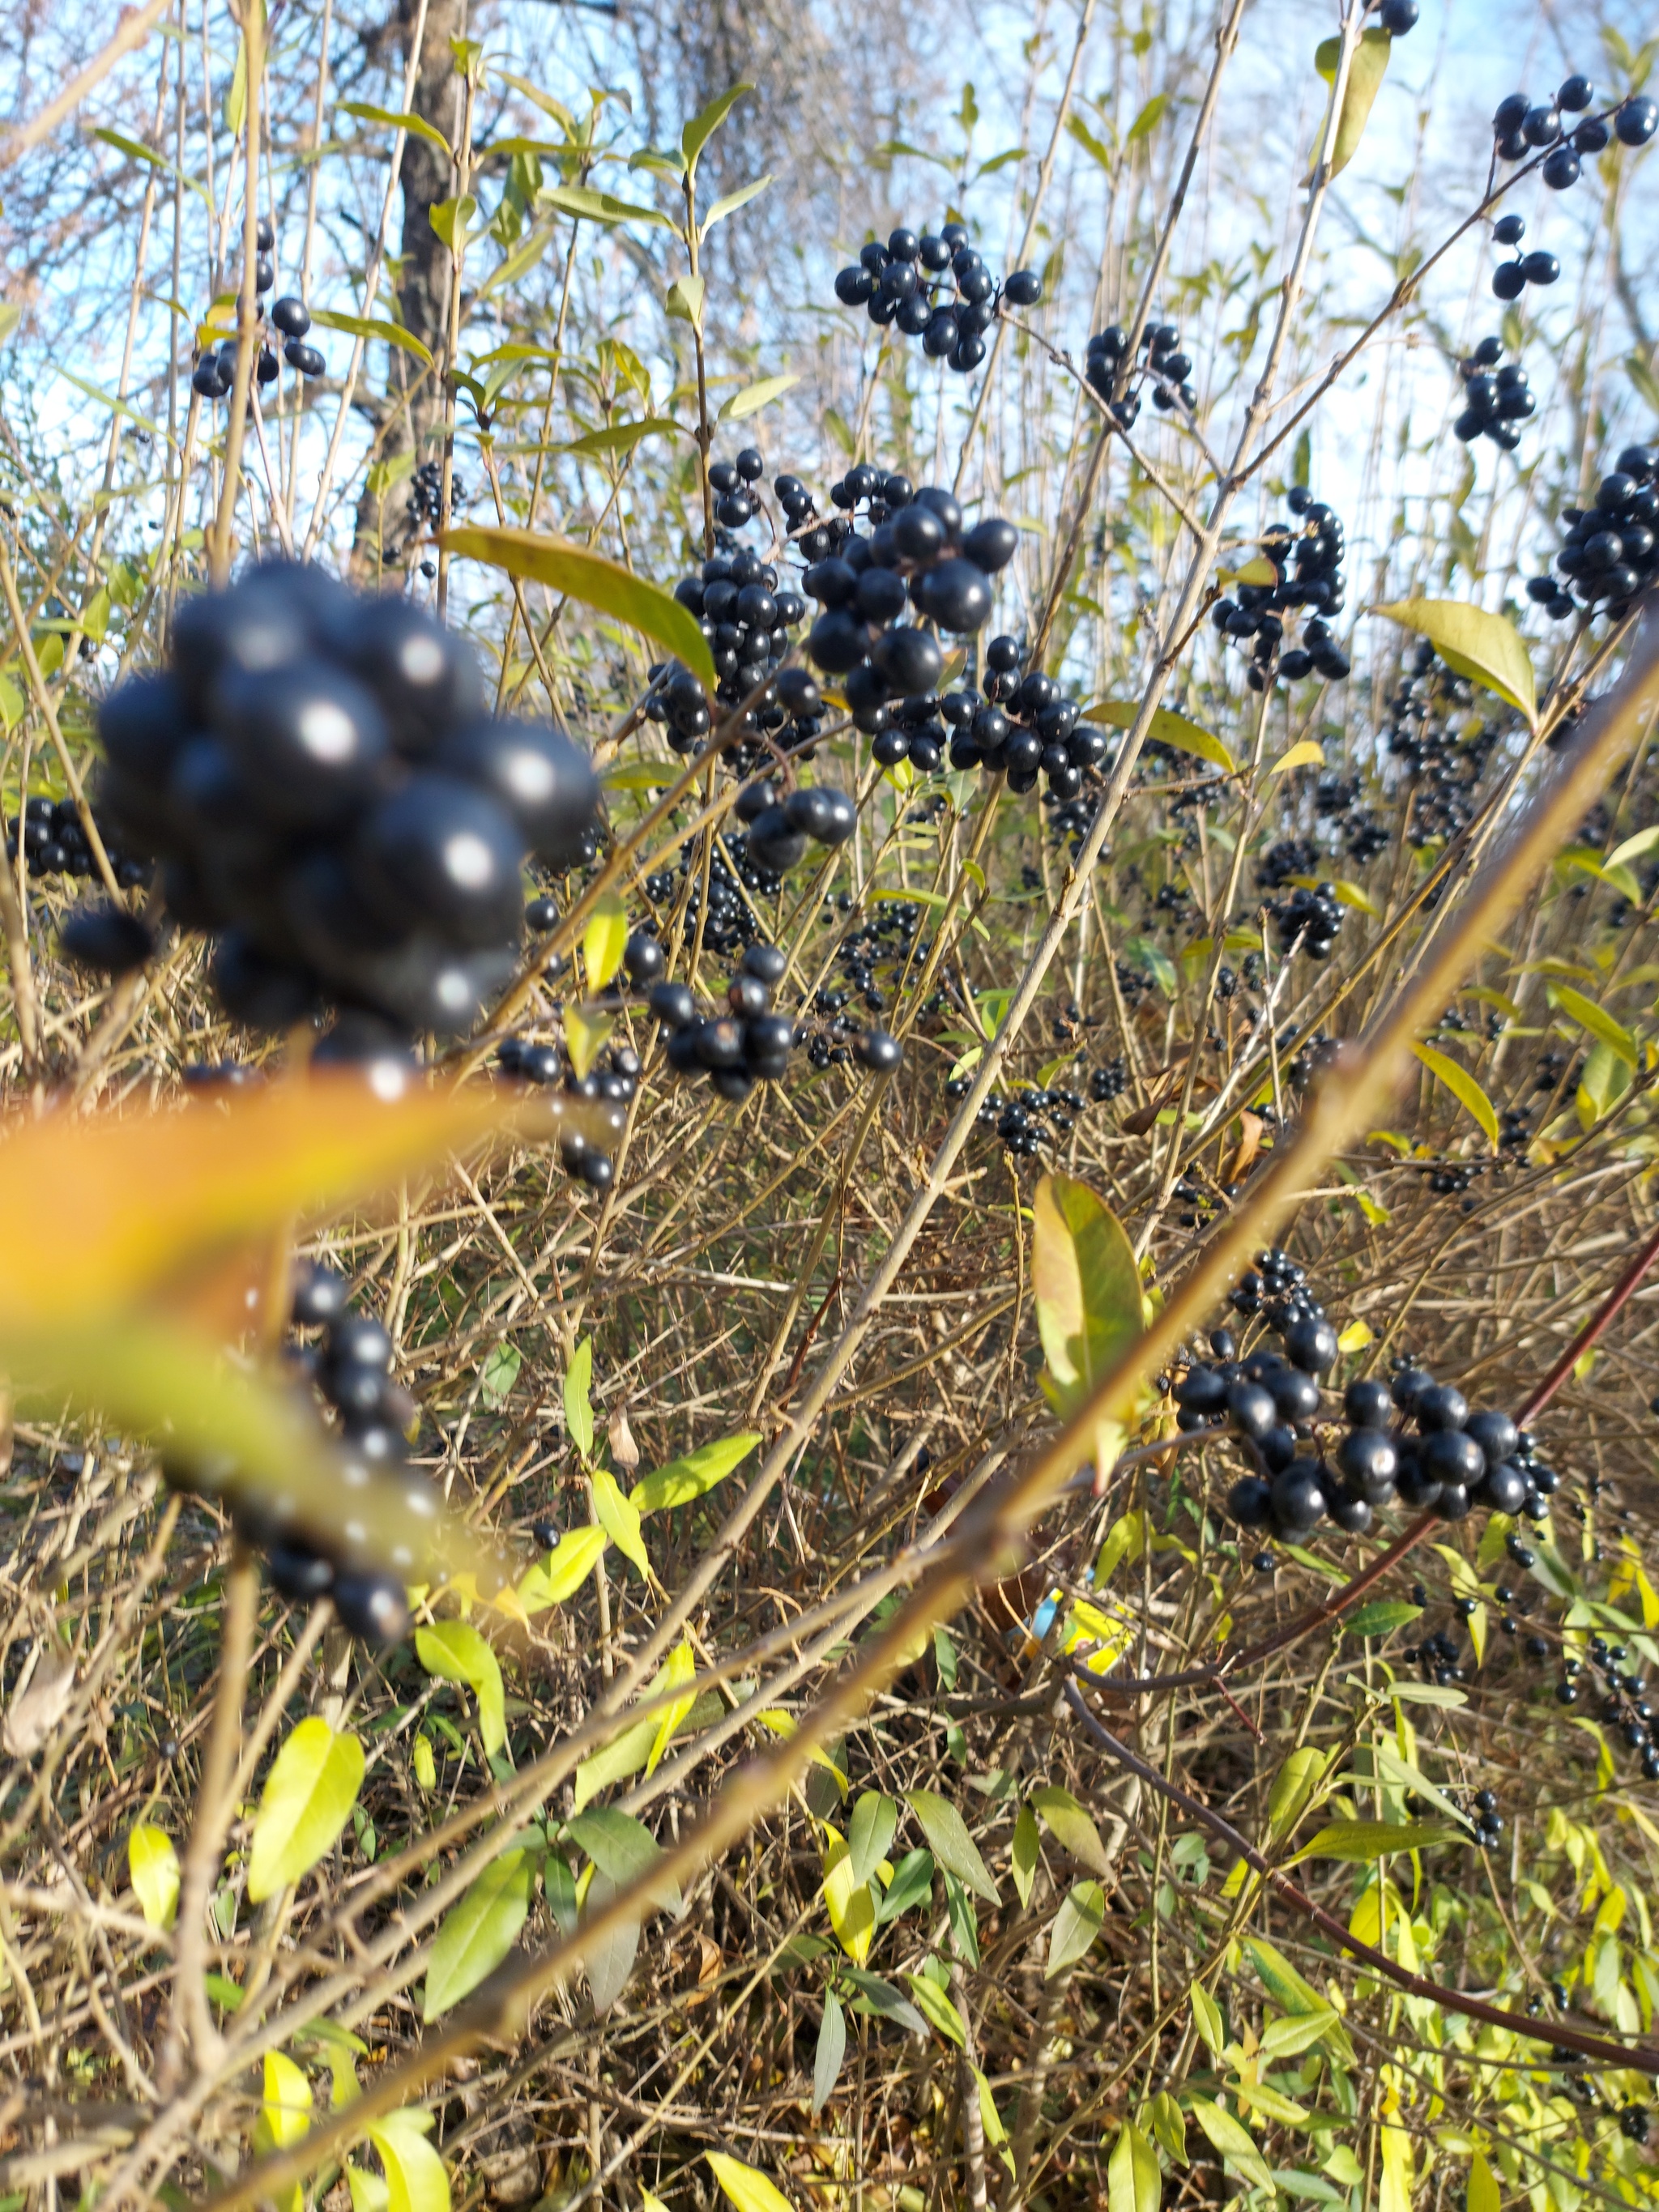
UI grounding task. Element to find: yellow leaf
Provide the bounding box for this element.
[1083,698,1234,772]
[517,1525,608,1613]
[706,2151,795,2212]
[1548,982,1637,1069]
[645,1638,697,1777]
[1031,1173,1141,1477]
[821,1832,876,1964]
[1375,598,1536,724]
[0,1072,600,1332]
[1268,739,1325,777]
[1467,2151,1499,2212]
[563,1004,613,1081]
[1336,1319,1372,1352]
[1413,1042,1499,1148]
[582,891,629,993]
[127,1823,179,1929]
[248,1719,365,1903]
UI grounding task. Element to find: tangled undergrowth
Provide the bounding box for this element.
[2,1,1659,2210]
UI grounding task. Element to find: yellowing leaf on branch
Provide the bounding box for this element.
[1032,1174,1141,1479]
[1314,27,1391,177]
[1083,698,1234,771]
[706,2150,794,2212]
[127,1823,179,1930]
[248,1720,365,1903]
[416,1622,506,1758]
[1413,1042,1499,1149]
[438,526,716,690]
[1374,598,1536,723]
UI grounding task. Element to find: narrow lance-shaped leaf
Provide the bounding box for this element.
[415,1622,506,1758]
[438,526,715,690]
[423,1848,535,2018]
[1414,1042,1500,1149]
[633,1430,760,1515]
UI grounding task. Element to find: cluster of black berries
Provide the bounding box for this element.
[813,895,934,1022]
[1209,489,1350,689]
[1273,881,1343,962]
[408,460,467,532]
[1492,79,1655,181]
[1083,321,1198,428]
[1384,644,1506,845]
[949,635,1108,796]
[731,774,857,873]
[1192,1251,1547,1547]
[6,794,147,889]
[833,223,1040,374]
[1558,1632,1659,1781]
[649,943,898,1101]
[191,220,325,399]
[495,1034,639,1190]
[663,536,813,748]
[960,1081,1088,1158]
[1452,335,1535,452]
[89,562,602,1063]
[1488,215,1559,305]
[174,1264,443,1642]
[1529,447,1659,622]
[706,445,766,530]
[804,484,1017,717]
[1315,774,1392,865]
[643,839,771,959]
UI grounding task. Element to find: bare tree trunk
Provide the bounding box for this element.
[350,0,465,580]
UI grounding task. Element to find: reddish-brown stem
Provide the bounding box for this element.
[1514,1214,1659,1426]
[1064,1681,1659,2073]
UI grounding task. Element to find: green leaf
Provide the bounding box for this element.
[1031,1171,1142,1429]
[127,1823,179,1929]
[338,100,451,159]
[416,1622,506,1758]
[1606,823,1659,872]
[1188,2097,1273,2193]
[902,1971,966,2046]
[565,1804,681,1912]
[813,1988,847,2114]
[633,1430,760,1515]
[1375,598,1536,723]
[906,1788,999,1903]
[1066,113,1115,172]
[1313,27,1391,177]
[438,526,715,691]
[719,373,800,421]
[1047,1880,1105,1977]
[561,416,684,458]
[1083,698,1233,771]
[1030,1784,1115,1877]
[366,2109,450,2212]
[1289,1819,1455,1863]
[1414,1042,1500,1149]
[476,222,554,301]
[309,309,433,370]
[480,1340,521,1411]
[838,1964,926,2031]
[591,1464,649,1580]
[1125,92,1168,143]
[682,83,754,175]
[247,1719,365,1903]
[1108,2120,1162,2212]
[429,194,477,252]
[423,1847,534,2018]
[702,174,773,237]
[539,183,673,228]
[848,1791,898,1890]
[572,1716,655,1810]
[645,1638,697,1777]
[1548,982,1637,1068]
[564,1338,594,1456]
[873,1848,934,1926]
[1149,2091,1187,2165]
[1343,1600,1422,1639]
[1191,1984,1225,2055]
[1011,1802,1040,1908]
[665,273,706,330]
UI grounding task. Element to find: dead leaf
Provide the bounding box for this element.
[3,1642,75,1757]
[1222,1110,1264,1186]
[607,1404,640,1473]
